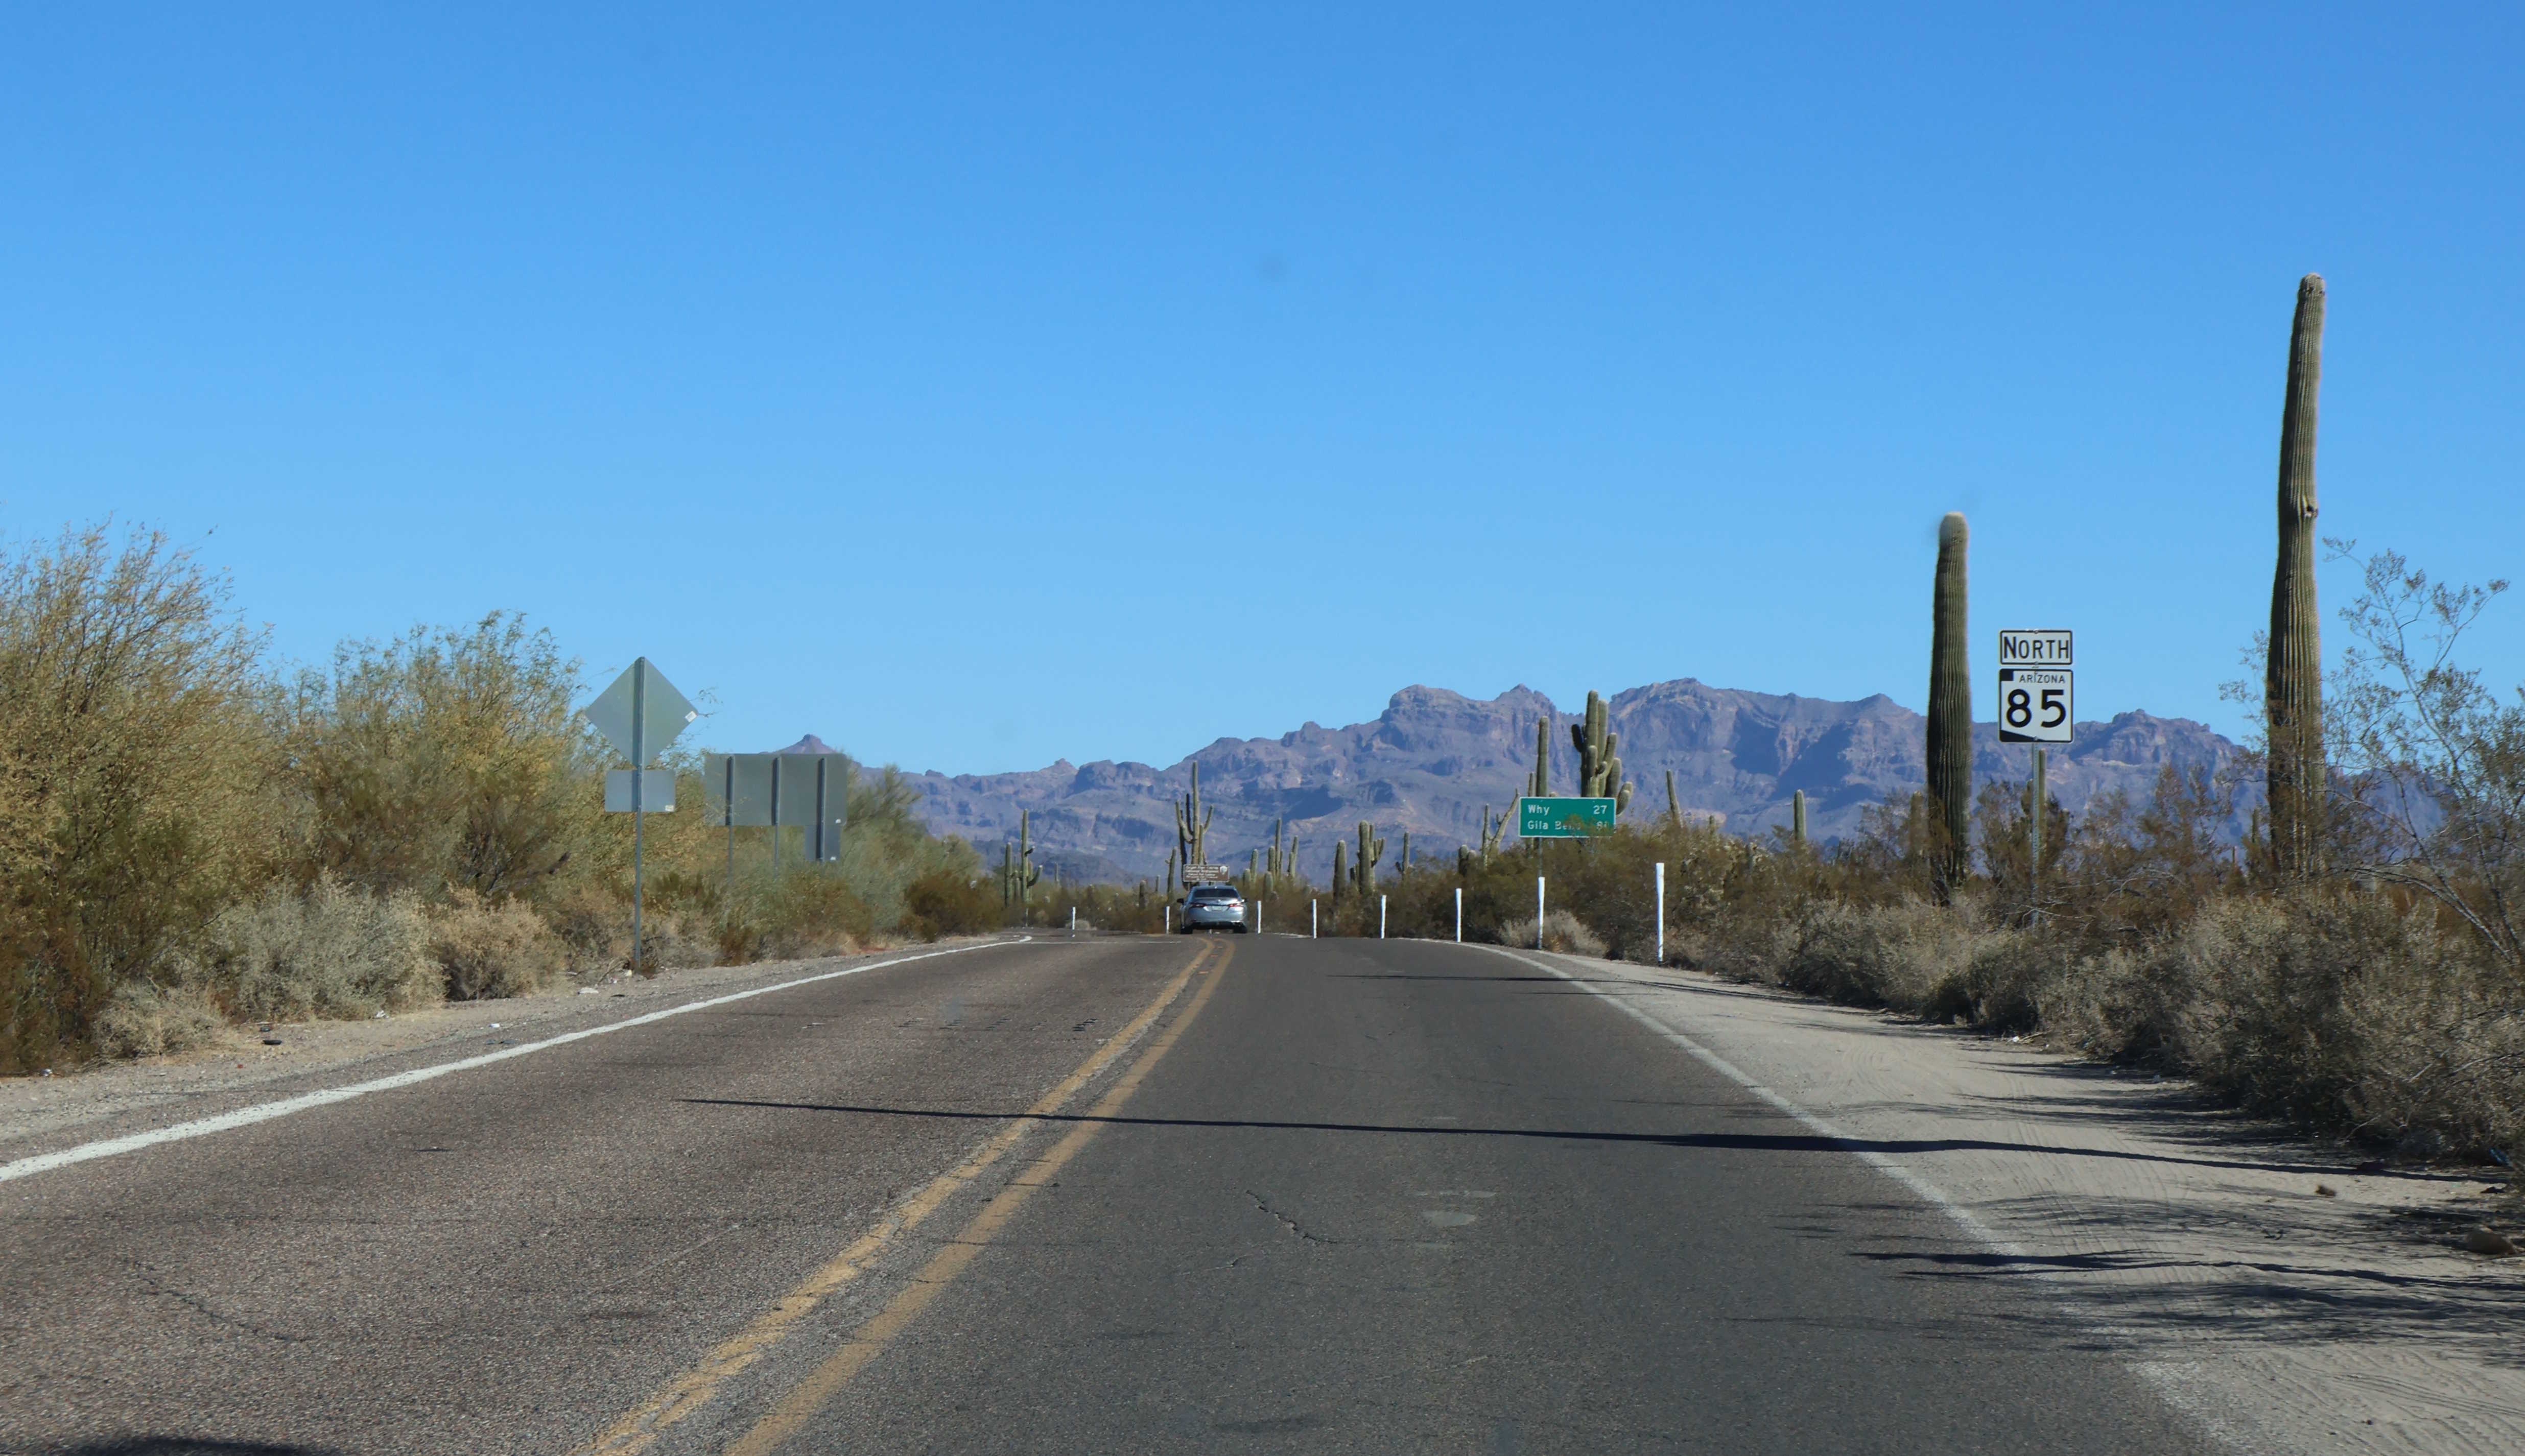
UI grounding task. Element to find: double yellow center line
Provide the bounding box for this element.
[580,936,1232,1456]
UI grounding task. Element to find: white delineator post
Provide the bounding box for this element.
[1655,862,1665,966]
[1069,906,1076,934]
[1379,894,1387,939]
[1536,875,1546,949]
[1164,905,1170,935]
[1311,899,1318,939]
[1454,886,1462,943]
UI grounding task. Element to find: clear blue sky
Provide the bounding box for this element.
[5,4,2518,774]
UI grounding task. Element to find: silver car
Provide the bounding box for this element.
[1179,884,1247,933]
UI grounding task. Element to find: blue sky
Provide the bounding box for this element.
[5,4,2518,775]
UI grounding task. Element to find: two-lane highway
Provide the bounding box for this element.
[2,935,2214,1454]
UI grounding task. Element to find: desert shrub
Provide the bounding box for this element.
[1773,896,1986,1019]
[284,613,597,903]
[429,892,565,1000]
[0,526,278,1070]
[761,869,874,960]
[173,877,438,1022]
[1496,910,1607,957]
[92,981,228,1059]
[903,866,997,941]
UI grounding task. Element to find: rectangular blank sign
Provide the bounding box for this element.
[604,769,677,813]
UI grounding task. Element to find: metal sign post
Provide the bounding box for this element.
[579,658,697,972]
[1536,876,1546,948]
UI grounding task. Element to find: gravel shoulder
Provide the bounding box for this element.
[1499,947,2525,1456]
[0,936,1013,1161]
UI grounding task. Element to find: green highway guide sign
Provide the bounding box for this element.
[1518,796,1618,838]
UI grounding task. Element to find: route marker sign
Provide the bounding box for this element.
[575,657,699,971]
[1997,629,2074,745]
[1518,796,1618,838]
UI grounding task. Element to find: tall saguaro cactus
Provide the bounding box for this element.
[2266,273,2328,877]
[1175,762,1213,870]
[1352,821,1386,899]
[1530,717,1551,797]
[1478,804,1507,866]
[1004,809,1041,917]
[1791,789,1808,846]
[1570,690,1632,810]
[1331,840,1348,904]
[1927,513,1973,893]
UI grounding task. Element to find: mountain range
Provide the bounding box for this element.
[903,679,2249,883]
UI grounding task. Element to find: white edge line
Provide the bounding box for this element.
[1474,943,2273,1454]
[1472,944,2033,1260]
[1,936,1033,1186]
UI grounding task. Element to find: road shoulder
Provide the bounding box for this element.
[1491,945,2525,1456]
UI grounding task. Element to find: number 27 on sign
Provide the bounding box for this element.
[1998,667,2072,744]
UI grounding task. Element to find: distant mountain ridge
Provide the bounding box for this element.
[906,679,2248,882]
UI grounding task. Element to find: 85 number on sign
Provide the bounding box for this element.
[1998,667,2072,744]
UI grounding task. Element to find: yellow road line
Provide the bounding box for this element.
[577,938,1221,1456]
[722,938,1236,1456]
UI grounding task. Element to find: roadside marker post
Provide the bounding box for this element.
[1379,894,1387,939]
[1069,906,1076,934]
[1655,862,1666,966]
[1454,887,1462,942]
[1164,905,1170,935]
[1311,899,1318,939]
[1536,876,1546,949]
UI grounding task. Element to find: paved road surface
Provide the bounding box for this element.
[2,934,2215,1454]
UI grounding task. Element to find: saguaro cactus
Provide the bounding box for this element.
[1570,690,1632,810]
[1791,789,1808,846]
[2266,273,2328,877]
[1353,821,1385,899]
[1530,717,1551,797]
[1665,769,1683,830]
[1927,512,1973,892]
[1331,840,1348,904]
[1398,830,1411,879]
[1478,804,1507,866]
[1005,810,1042,916]
[1267,818,1286,878]
[1175,762,1214,870]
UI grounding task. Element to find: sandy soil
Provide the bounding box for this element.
[1495,946,2525,1456]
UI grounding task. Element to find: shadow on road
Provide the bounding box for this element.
[676,1096,2350,1176]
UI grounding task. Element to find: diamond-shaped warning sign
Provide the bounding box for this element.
[578,658,696,766]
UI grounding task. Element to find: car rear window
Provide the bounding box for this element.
[1191,887,1239,900]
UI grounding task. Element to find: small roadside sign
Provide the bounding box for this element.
[580,658,697,767]
[1183,864,1230,885]
[1518,796,1618,838]
[1996,629,2074,744]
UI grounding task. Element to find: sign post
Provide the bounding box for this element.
[578,658,698,972]
[1998,631,2073,917]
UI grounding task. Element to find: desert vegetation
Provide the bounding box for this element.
[0,523,990,1073]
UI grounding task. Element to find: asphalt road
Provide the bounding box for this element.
[1,933,2215,1455]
